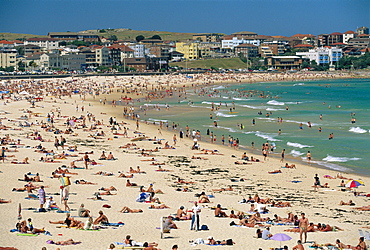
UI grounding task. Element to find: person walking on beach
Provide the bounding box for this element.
[299,213,308,243]
[313,174,320,192]
[190,201,201,231]
[306,151,311,165]
[280,149,285,163]
[38,186,46,211]
[84,152,89,169]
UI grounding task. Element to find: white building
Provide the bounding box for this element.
[222,37,260,49]
[343,31,356,44]
[296,47,342,65]
[128,44,145,58]
[25,38,59,50]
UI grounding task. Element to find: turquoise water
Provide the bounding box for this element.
[139,78,370,176]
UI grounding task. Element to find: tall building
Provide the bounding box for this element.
[296,47,342,65]
[357,26,369,35]
[0,48,17,69]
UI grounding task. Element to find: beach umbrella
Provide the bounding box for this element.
[346,180,364,188]
[271,233,292,248]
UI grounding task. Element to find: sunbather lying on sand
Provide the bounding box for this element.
[353,205,370,211]
[119,206,143,213]
[212,186,233,192]
[75,180,97,185]
[118,173,134,178]
[339,200,355,206]
[149,204,170,209]
[99,186,117,191]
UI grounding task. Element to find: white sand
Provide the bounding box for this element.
[0,74,369,250]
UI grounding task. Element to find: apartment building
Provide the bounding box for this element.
[318,33,343,46]
[176,42,199,60]
[25,38,59,50]
[192,33,222,42]
[267,56,302,70]
[0,40,15,48]
[128,44,145,58]
[48,32,100,42]
[296,47,342,65]
[343,31,356,44]
[221,37,260,49]
[347,38,370,49]
[0,48,17,69]
[148,45,170,59]
[79,46,110,67]
[357,26,369,35]
[234,44,259,58]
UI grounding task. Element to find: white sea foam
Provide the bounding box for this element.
[266,107,285,111]
[215,111,238,118]
[143,103,167,107]
[311,160,352,172]
[189,105,207,108]
[290,150,304,157]
[285,101,302,105]
[267,100,285,106]
[287,142,314,148]
[213,125,237,133]
[322,155,361,162]
[233,97,249,101]
[201,101,214,105]
[255,131,281,142]
[213,85,225,90]
[293,83,304,86]
[349,127,368,134]
[240,104,263,109]
[257,117,276,122]
[147,118,168,122]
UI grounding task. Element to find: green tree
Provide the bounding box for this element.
[99,29,106,33]
[109,35,118,41]
[150,35,162,40]
[15,46,25,55]
[136,35,145,42]
[18,61,25,71]
[5,66,14,72]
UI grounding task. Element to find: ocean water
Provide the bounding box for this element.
[136,78,370,176]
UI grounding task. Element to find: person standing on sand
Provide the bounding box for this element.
[84,152,89,169]
[38,186,46,211]
[313,174,320,192]
[280,149,285,162]
[190,201,201,231]
[306,151,311,165]
[299,213,308,243]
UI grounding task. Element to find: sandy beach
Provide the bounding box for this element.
[0,73,369,250]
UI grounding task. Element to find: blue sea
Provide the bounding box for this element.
[138,78,370,176]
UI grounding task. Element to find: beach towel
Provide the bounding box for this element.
[16,233,38,236]
[136,192,150,202]
[102,222,124,226]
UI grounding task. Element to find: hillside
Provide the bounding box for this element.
[170,58,248,69]
[0,33,47,41]
[0,29,197,42]
[91,29,196,41]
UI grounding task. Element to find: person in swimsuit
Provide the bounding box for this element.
[299,213,309,243]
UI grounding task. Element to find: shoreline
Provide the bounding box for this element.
[86,75,369,178]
